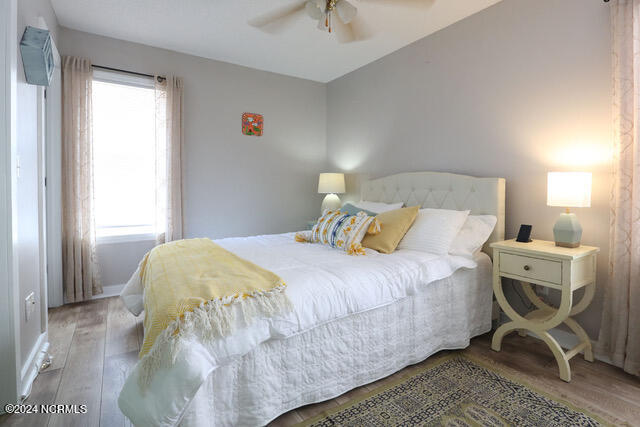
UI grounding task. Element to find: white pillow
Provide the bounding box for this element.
[352,200,404,214]
[449,215,498,258]
[398,208,470,255]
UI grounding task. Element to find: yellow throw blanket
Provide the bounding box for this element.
[136,238,290,387]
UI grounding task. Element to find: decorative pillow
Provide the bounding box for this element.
[341,202,377,217]
[351,200,404,214]
[295,230,312,243]
[361,206,420,254]
[398,208,470,255]
[449,215,497,258]
[297,210,379,255]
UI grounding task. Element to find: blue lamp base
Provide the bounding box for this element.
[553,212,582,248]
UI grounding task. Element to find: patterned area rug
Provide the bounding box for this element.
[299,355,604,426]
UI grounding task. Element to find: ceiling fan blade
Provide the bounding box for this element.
[346,14,372,42]
[356,0,434,8]
[248,1,307,28]
[333,15,355,43]
[336,0,357,24]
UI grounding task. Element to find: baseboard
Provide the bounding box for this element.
[19,332,49,401]
[91,283,125,300]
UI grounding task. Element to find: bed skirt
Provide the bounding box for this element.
[177,257,493,426]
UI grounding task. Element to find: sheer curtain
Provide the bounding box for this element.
[154,75,184,244]
[61,56,101,302]
[597,0,640,376]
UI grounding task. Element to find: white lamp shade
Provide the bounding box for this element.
[547,172,592,208]
[318,173,345,194]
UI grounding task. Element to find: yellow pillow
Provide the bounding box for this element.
[361,206,420,254]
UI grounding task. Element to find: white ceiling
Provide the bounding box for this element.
[51,0,502,83]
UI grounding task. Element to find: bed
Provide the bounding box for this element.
[118,171,506,427]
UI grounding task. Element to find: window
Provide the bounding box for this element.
[92,70,159,240]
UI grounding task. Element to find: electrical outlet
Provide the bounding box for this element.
[25,292,35,321]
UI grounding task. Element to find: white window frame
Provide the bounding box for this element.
[93,68,155,89]
[92,69,157,244]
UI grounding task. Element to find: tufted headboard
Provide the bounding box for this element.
[361,172,505,257]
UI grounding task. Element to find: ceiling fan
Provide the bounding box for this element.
[249,0,433,43]
[248,0,365,43]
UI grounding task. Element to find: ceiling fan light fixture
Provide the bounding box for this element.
[305,1,323,20]
[251,0,362,40]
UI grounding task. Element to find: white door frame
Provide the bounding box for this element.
[0,0,22,411]
[13,15,54,401]
[45,36,63,308]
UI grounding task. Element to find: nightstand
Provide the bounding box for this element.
[490,239,599,382]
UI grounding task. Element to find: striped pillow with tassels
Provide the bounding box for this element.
[296,209,380,255]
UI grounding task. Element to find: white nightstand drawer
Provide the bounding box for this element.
[499,252,562,284]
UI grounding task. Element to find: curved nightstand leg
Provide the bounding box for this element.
[492,277,530,325]
[564,282,595,362]
[492,275,534,351]
[493,279,574,380]
[517,282,556,337]
[518,308,545,337]
[520,281,555,311]
[492,322,521,351]
[538,331,572,382]
[519,281,595,362]
[570,282,596,317]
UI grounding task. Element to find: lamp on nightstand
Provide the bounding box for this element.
[318,173,345,214]
[547,172,592,248]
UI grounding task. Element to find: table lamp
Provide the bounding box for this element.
[547,172,592,248]
[318,173,345,214]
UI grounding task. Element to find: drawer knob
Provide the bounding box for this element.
[523,265,531,271]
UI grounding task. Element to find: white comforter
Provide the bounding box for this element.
[118,232,479,426]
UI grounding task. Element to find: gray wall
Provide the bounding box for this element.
[327,0,611,339]
[58,0,612,341]
[18,0,59,42]
[16,0,59,368]
[59,28,328,287]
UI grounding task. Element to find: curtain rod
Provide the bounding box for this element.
[92,64,166,82]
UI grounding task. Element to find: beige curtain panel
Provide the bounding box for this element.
[597,0,640,376]
[154,75,184,244]
[61,56,102,303]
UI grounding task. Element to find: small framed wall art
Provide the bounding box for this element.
[242,113,264,136]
